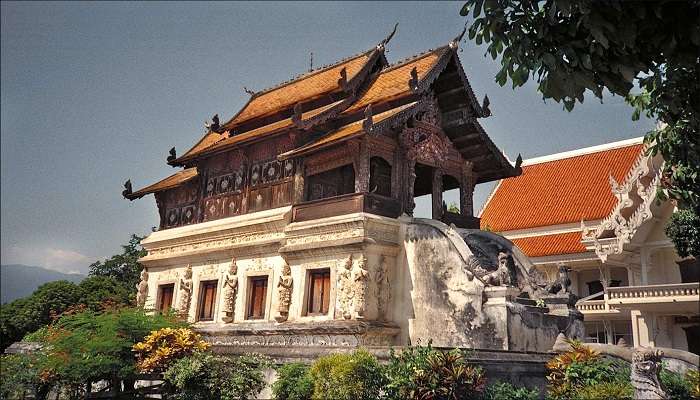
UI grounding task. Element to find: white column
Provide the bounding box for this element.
[640,247,649,285]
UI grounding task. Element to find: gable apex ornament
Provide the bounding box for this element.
[377,23,398,50]
[515,153,523,169]
[449,24,468,49]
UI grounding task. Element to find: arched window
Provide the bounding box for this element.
[369,156,392,197]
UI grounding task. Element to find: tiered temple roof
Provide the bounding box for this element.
[125,27,520,229]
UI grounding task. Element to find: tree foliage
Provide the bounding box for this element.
[460,0,699,253]
[89,234,146,295]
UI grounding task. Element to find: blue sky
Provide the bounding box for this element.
[1,2,654,273]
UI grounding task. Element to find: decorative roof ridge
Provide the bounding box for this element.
[382,45,450,73]
[522,137,644,166]
[124,167,198,200]
[251,23,398,97]
[249,49,374,99]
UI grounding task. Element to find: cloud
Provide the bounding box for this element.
[2,245,95,274]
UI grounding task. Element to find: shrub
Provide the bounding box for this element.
[309,349,385,400]
[272,362,313,400]
[686,369,700,399]
[546,340,628,399]
[661,368,694,400]
[384,344,486,400]
[163,352,272,400]
[133,327,210,372]
[484,381,539,400]
[570,381,634,400]
[34,307,183,396]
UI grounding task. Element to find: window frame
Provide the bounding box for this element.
[156,283,175,314]
[197,279,219,322]
[246,275,270,320]
[306,268,331,316]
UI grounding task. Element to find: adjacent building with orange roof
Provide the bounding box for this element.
[480,137,699,353]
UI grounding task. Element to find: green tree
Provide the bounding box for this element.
[0,280,82,351]
[460,0,699,256]
[89,234,147,295]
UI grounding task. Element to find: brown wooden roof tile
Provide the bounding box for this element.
[128,168,198,199]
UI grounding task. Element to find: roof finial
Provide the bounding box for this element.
[292,102,303,127]
[449,23,468,49]
[122,179,133,200]
[309,51,314,72]
[377,23,399,50]
[515,154,523,169]
[338,67,348,91]
[481,95,491,117]
[243,86,255,96]
[167,147,177,163]
[408,67,419,91]
[362,104,374,132]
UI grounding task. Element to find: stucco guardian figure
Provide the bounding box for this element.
[631,348,668,399]
[352,255,369,319]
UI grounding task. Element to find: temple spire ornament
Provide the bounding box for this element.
[337,67,348,91]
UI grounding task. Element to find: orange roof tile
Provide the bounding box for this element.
[345,48,446,114]
[178,100,346,162]
[480,140,644,232]
[225,52,372,128]
[511,232,587,257]
[280,101,419,159]
[129,168,198,199]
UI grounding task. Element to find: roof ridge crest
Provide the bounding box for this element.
[522,137,644,166]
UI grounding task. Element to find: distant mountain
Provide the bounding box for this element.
[1,264,85,304]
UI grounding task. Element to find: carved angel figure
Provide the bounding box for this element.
[336,256,354,319]
[352,255,370,319]
[136,269,148,307]
[275,262,293,322]
[373,256,391,321]
[178,264,193,317]
[222,260,238,323]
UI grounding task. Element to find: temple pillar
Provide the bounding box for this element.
[432,168,443,220]
[460,161,475,217]
[292,158,305,203]
[404,157,417,215]
[354,137,370,193]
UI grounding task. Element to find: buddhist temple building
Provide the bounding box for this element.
[124,27,587,359]
[480,137,700,354]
